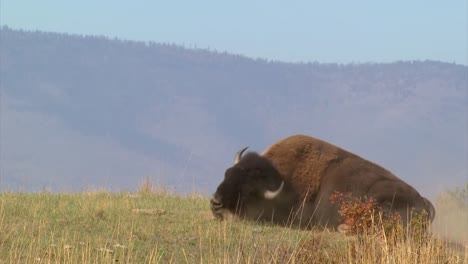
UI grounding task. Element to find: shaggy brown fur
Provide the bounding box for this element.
[211,134,435,228]
[262,135,344,202]
[262,134,402,202]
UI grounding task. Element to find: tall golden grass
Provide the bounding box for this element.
[0,182,466,263]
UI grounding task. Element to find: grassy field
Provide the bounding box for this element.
[0,188,466,263]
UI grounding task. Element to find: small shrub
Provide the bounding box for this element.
[329,192,456,263]
[330,191,432,243]
[329,191,383,235]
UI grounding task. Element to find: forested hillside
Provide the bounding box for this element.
[0,26,466,196]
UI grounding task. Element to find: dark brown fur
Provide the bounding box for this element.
[211,134,435,229]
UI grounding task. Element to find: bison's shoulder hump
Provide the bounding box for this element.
[261,134,349,201]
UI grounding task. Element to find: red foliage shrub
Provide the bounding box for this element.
[329,191,382,235]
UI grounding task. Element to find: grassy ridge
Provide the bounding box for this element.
[0,191,466,263]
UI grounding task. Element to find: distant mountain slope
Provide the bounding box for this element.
[1,26,466,197]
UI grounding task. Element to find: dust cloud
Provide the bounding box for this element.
[431,192,468,246]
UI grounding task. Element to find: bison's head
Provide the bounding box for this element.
[210,147,285,220]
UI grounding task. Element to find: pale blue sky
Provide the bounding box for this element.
[1,1,467,64]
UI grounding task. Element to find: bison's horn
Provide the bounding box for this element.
[264,181,284,200]
[234,146,249,164]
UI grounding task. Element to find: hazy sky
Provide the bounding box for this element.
[1,1,467,64]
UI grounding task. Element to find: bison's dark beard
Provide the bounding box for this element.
[217,193,312,227]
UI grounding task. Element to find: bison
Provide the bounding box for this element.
[210,134,435,229]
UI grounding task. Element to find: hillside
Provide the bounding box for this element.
[1,190,465,263]
[0,26,467,197]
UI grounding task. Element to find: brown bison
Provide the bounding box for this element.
[210,134,435,229]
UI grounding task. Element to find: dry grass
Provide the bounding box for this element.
[0,188,466,263]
